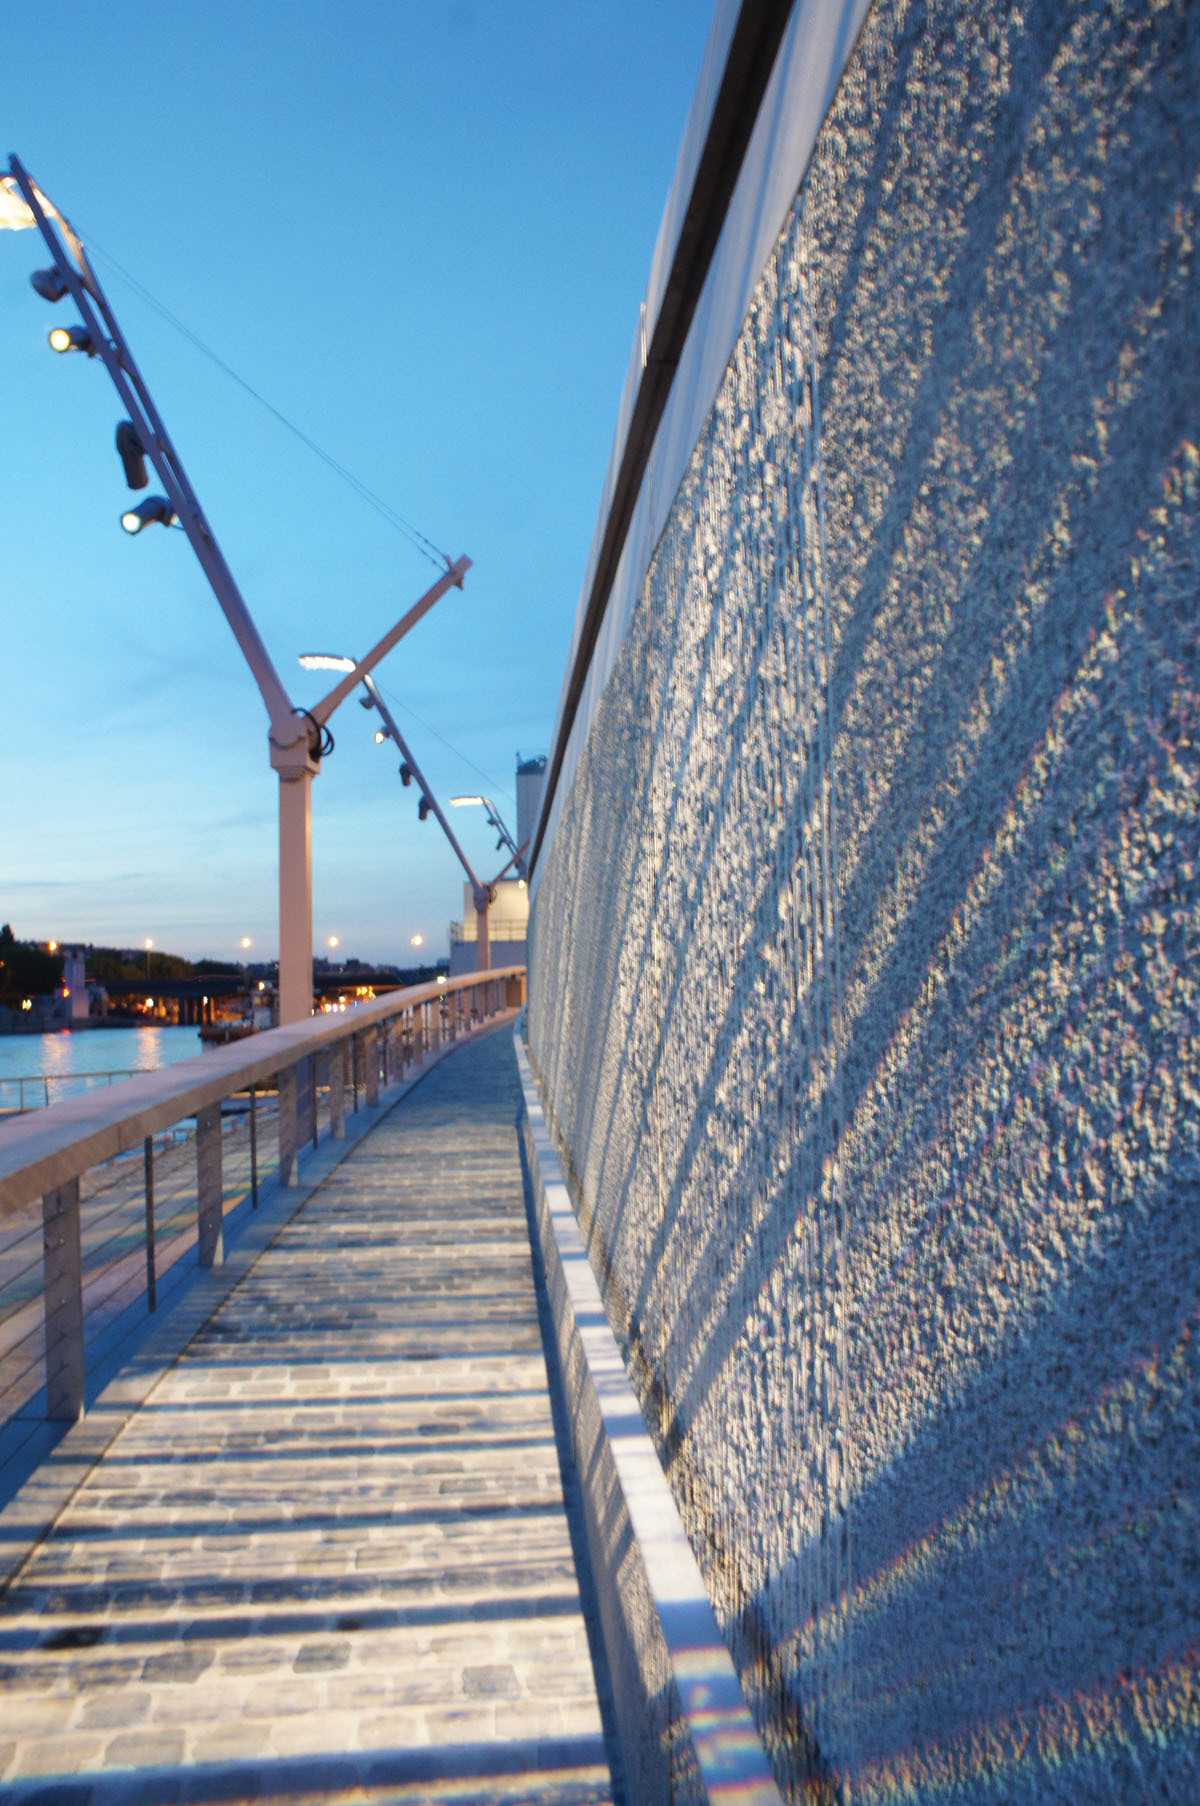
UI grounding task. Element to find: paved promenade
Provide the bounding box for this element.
[0,1028,615,1803]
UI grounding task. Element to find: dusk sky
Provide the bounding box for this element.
[3,3,713,965]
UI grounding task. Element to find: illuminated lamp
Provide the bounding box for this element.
[48,323,93,354]
[121,497,175,534]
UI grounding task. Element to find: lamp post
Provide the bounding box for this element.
[449,795,525,875]
[298,657,519,972]
[3,155,469,1022]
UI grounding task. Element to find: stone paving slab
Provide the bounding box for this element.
[0,1029,614,1804]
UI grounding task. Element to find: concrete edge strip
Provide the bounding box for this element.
[513,1029,782,1805]
[0,1019,511,1594]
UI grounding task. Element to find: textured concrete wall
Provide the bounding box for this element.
[517,1034,783,1806]
[527,1,1199,1801]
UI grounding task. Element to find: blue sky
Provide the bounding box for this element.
[2,2,712,965]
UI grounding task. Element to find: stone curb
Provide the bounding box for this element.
[513,1028,783,1806]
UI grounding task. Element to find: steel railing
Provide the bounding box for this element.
[0,1067,146,1116]
[0,968,525,1426]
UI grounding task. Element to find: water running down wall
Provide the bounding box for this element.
[528,1,1200,1799]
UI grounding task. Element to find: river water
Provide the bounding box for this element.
[0,1025,208,1110]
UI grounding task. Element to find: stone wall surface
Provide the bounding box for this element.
[527,1,1200,1801]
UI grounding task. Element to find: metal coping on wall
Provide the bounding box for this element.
[527,0,796,879]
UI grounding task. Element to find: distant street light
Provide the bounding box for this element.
[4,155,470,1024]
[144,937,153,977]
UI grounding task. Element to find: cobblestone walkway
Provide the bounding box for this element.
[0,1029,614,1803]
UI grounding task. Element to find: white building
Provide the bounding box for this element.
[448,876,530,977]
[447,755,545,976]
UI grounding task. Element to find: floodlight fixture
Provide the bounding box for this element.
[447,792,522,872]
[116,420,148,489]
[399,761,413,786]
[30,266,67,302]
[48,323,94,355]
[418,795,432,822]
[121,496,175,534]
[374,728,389,745]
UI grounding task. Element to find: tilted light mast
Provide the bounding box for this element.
[3,155,469,1022]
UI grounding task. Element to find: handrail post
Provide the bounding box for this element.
[196,1103,224,1267]
[330,1044,347,1139]
[43,1178,85,1421]
[295,1055,313,1150]
[249,1084,259,1207]
[144,1136,157,1311]
[277,1064,300,1186]
[364,1027,380,1107]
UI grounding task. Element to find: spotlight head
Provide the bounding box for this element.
[116,420,148,490]
[399,762,413,787]
[418,795,431,822]
[30,266,68,303]
[358,693,375,710]
[48,324,94,355]
[373,729,388,745]
[120,496,175,535]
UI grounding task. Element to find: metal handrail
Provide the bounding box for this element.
[0,1068,143,1116]
[0,967,525,1423]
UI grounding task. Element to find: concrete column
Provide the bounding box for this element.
[330,1043,347,1139]
[364,1027,380,1107]
[277,1064,299,1185]
[196,1103,224,1267]
[42,1178,85,1422]
[278,768,314,1027]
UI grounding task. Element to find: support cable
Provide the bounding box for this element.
[85,239,450,572]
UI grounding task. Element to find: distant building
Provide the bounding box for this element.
[447,754,544,976]
[516,754,547,866]
[448,876,529,977]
